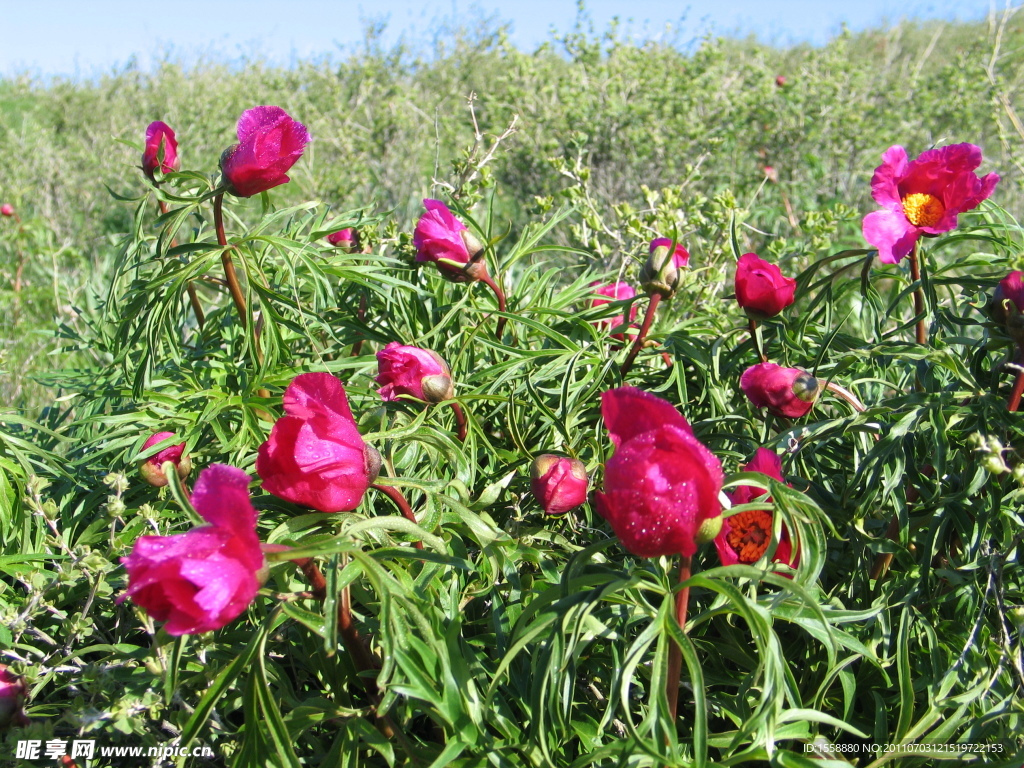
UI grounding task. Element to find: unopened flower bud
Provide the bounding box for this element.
[138,432,192,488]
[694,514,723,546]
[326,228,360,253]
[0,665,29,728]
[530,455,588,515]
[376,343,455,403]
[0,204,14,217]
[740,363,819,419]
[639,238,689,299]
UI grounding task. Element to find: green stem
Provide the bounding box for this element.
[909,241,927,346]
[620,293,662,378]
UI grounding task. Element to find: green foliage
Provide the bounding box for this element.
[2,11,1024,768]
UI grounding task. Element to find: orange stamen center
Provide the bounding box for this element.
[902,193,944,227]
[726,509,774,563]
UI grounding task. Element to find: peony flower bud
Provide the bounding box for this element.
[375,342,454,403]
[714,448,799,572]
[0,204,14,217]
[142,121,180,180]
[990,271,1024,343]
[775,75,786,87]
[595,387,723,557]
[256,372,377,512]
[639,238,690,299]
[413,199,487,283]
[740,363,819,419]
[138,432,192,488]
[0,665,30,728]
[221,106,310,198]
[530,455,588,516]
[734,252,796,319]
[326,227,360,253]
[119,465,265,636]
[763,166,779,183]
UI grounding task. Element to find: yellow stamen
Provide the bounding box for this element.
[726,509,773,563]
[902,193,944,228]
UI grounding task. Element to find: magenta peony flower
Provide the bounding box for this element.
[375,342,454,403]
[530,455,588,516]
[0,665,29,728]
[220,106,310,198]
[1,204,14,217]
[257,372,380,513]
[413,199,484,282]
[594,387,723,558]
[590,281,638,340]
[142,121,180,180]
[735,252,796,319]
[715,448,799,571]
[862,143,999,264]
[119,465,264,636]
[740,363,819,419]
[138,431,192,488]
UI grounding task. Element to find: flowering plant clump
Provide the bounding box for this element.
[119,465,264,635]
[6,41,1023,765]
[257,372,381,512]
[220,106,310,197]
[862,143,999,264]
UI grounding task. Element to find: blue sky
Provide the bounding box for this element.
[0,0,998,78]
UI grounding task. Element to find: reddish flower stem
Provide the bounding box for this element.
[372,484,424,549]
[749,317,768,363]
[350,293,368,357]
[213,193,250,331]
[450,401,468,442]
[665,555,693,723]
[478,269,508,338]
[1009,347,1024,412]
[620,293,662,378]
[824,381,867,412]
[158,198,205,328]
[909,241,927,346]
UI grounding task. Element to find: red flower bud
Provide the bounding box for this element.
[220,106,310,198]
[775,75,786,87]
[119,465,265,635]
[256,373,379,512]
[0,665,29,728]
[530,455,588,515]
[990,271,1024,343]
[714,448,799,572]
[142,121,180,180]
[740,363,819,419]
[413,199,486,282]
[375,342,454,403]
[735,252,796,319]
[763,165,778,183]
[326,228,360,253]
[594,387,723,558]
[639,238,689,299]
[138,432,192,488]
[0,204,14,217]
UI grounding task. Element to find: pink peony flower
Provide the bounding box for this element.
[594,387,723,558]
[220,106,310,198]
[119,465,264,636]
[531,455,588,516]
[1,204,14,217]
[715,448,799,571]
[375,342,454,403]
[257,372,380,512]
[138,431,192,488]
[413,199,484,282]
[142,121,180,180]
[740,363,819,419]
[735,252,796,319]
[590,281,638,340]
[0,665,30,728]
[862,143,999,264]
